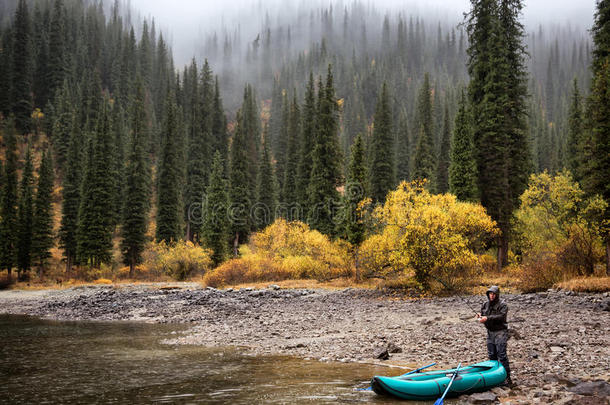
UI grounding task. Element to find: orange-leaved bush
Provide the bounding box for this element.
[203,219,351,287]
[359,181,499,289]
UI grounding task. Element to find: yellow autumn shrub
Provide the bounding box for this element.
[359,181,499,289]
[513,170,606,278]
[203,219,351,287]
[141,240,213,281]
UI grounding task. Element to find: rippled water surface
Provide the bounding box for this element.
[0,315,447,404]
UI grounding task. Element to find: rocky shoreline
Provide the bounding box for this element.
[1,284,609,404]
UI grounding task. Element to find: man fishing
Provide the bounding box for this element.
[478,285,513,387]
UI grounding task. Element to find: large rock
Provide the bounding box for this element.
[387,341,402,353]
[568,380,610,396]
[374,348,390,360]
[467,392,497,403]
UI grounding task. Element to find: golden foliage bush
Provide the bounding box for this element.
[513,171,606,279]
[141,240,213,281]
[358,181,499,290]
[203,219,351,287]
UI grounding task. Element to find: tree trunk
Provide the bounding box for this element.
[233,232,240,257]
[65,256,72,276]
[606,238,610,276]
[129,260,135,279]
[497,235,509,271]
[185,222,191,242]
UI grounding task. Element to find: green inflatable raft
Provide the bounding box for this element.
[371,360,506,400]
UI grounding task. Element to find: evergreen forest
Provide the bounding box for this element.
[0,0,608,290]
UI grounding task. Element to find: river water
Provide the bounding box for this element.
[0,315,441,404]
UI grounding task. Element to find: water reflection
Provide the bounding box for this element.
[0,315,447,404]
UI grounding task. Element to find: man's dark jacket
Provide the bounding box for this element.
[480,285,508,331]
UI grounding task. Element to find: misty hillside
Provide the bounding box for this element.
[0,0,608,282]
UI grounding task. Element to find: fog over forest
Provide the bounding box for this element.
[128,0,596,67]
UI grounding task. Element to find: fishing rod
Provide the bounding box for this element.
[427,273,480,317]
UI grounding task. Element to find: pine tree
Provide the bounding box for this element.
[77,100,115,267]
[156,90,183,244]
[449,91,479,201]
[295,73,317,220]
[466,0,531,269]
[436,101,451,193]
[369,81,394,204]
[0,32,13,116]
[255,130,278,229]
[0,118,19,276]
[48,0,67,96]
[275,90,289,192]
[32,147,55,271]
[202,151,230,266]
[584,0,610,274]
[59,119,81,272]
[268,79,283,156]
[17,147,34,278]
[51,80,76,172]
[395,111,411,183]
[12,0,33,133]
[242,84,261,196]
[184,62,207,242]
[211,78,228,161]
[229,109,253,253]
[307,66,342,236]
[121,79,151,277]
[567,79,584,180]
[112,105,126,226]
[412,73,436,190]
[344,134,367,245]
[281,92,301,210]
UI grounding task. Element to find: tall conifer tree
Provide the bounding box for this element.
[281,92,301,209]
[255,131,278,229]
[156,90,183,244]
[12,0,33,133]
[296,73,317,220]
[343,134,367,244]
[0,118,18,276]
[466,0,530,268]
[307,66,342,236]
[567,79,584,181]
[32,148,55,271]
[121,79,151,277]
[436,102,451,193]
[449,91,479,201]
[412,73,436,190]
[369,82,394,203]
[395,111,411,183]
[77,100,115,267]
[584,0,610,274]
[184,62,206,242]
[229,109,253,253]
[48,0,66,95]
[17,147,34,278]
[59,119,81,272]
[202,151,229,266]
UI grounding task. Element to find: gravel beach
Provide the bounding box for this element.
[1,284,609,404]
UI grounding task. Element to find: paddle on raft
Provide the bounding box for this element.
[433,363,462,405]
[356,362,437,391]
